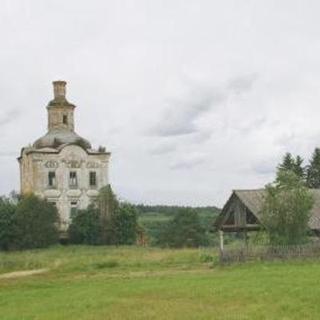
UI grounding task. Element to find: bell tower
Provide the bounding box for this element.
[47,81,75,132]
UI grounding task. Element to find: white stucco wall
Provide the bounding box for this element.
[19,144,110,230]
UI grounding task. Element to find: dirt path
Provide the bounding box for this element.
[0,268,49,279]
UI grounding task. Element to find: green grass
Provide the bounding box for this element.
[1,246,320,319]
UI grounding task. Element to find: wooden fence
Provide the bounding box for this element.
[220,242,320,264]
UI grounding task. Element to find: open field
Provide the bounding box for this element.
[1,246,320,319]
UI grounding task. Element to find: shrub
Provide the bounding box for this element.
[68,205,101,245]
[14,194,59,249]
[156,208,209,248]
[199,253,214,263]
[0,196,17,251]
[68,190,139,246]
[109,203,139,245]
[262,171,314,245]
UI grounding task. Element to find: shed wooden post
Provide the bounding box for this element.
[219,230,224,254]
[244,228,248,253]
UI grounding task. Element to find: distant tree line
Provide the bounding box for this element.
[136,204,220,248]
[154,208,209,248]
[135,204,220,216]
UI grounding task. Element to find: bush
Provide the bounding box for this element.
[109,203,139,245]
[0,196,17,251]
[156,208,209,248]
[68,199,139,246]
[199,253,215,263]
[68,205,101,245]
[262,171,314,245]
[14,194,59,249]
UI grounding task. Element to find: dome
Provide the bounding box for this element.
[33,129,92,149]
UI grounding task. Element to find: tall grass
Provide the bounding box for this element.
[0,245,216,274]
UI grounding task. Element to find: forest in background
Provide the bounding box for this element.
[134,204,221,245]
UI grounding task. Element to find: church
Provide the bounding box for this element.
[18,81,110,230]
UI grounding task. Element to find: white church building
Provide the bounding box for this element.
[18,81,110,230]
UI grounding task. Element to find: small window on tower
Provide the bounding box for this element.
[48,171,56,188]
[69,171,78,188]
[89,172,97,187]
[63,115,68,125]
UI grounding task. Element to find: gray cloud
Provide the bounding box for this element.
[236,116,267,135]
[0,151,17,157]
[150,74,257,138]
[0,109,20,126]
[227,73,258,95]
[149,142,177,155]
[273,130,320,156]
[188,130,213,144]
[252,159,277,175]
[151,91,220,137]
[170,154,207,170]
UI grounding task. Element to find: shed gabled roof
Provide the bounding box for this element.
[215,189,320,231]
[233,189,266,220]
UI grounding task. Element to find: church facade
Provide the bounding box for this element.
[18,81,110,230]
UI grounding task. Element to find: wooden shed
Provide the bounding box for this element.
[215,189,320,233]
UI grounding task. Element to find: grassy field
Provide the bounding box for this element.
[1,246,320,319]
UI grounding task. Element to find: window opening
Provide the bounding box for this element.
[63,115,68,125]
[89,171,97,187]
[69,171,77,188]
[48,171,56,188]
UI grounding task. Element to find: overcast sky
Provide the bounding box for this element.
[1,0,320,206]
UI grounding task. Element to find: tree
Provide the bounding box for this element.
[277,152,295,174]
[98,185,119,220]
[157,208,208,248]
[68,204,101,245]
[261,171,314,245]
[109,203,139,245]
[306,148,320,188]
[277,152,305,180]
[98,185,119,243]
[293,155,305,179]
[14,194,59,249]
[68,187,139,245]
[0,196,17,251]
